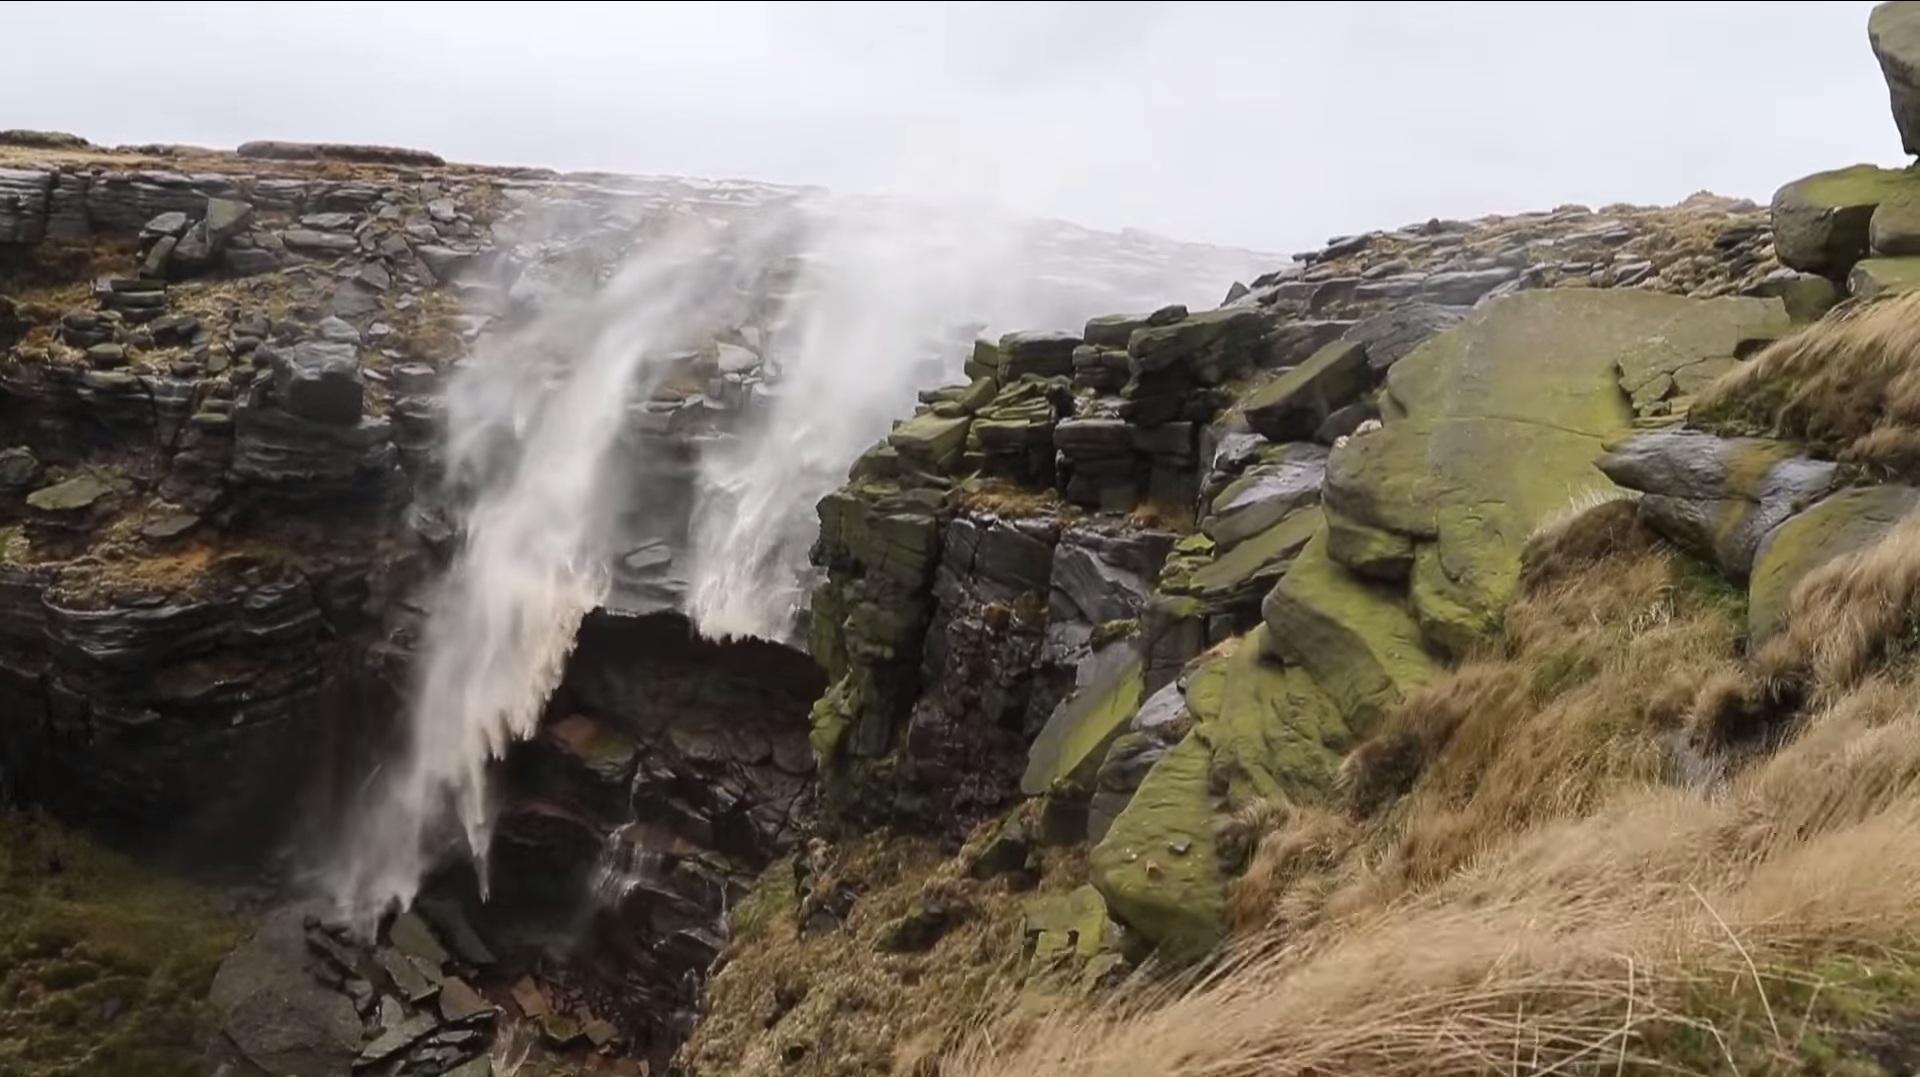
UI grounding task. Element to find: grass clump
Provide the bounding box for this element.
[0,810,239,1077]
[1694,290,1920,478]
[679,830,1087,1077]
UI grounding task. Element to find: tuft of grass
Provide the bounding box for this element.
[1694,290,1920,478]
[0,810,239,1077]
[952,479,1070,521]
[1751,513,1920,708]
[678,830,1088,1077]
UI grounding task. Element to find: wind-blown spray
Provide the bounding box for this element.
[327,211,791,927]
[326,180,1267,924]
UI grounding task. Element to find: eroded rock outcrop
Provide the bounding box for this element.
[791,193,1793,984]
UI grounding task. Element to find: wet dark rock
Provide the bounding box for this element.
[139,234,176,278]
[1203,443,1327,549]
[1341,302,1467,373]
[999,329,1082,379]
[358,1011,439,1065]
[437,977,496,1024]
[331,280,383,318]
[1599,428,1838,578]
[141,210,189,239]
[282,228,360,256]
[84,342,126,369]
[388,910,451,967]
[169,220,215,274]
[211,904,362,1077]
[0,446,44,489]
[415,244,476,283]
[299,211,356,231]
[266,340,364,425]
[139,508,200,541]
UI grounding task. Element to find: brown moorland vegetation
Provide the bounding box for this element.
[950,496,1920,1077]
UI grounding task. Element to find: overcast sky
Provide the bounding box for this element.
[8,1,1895,252]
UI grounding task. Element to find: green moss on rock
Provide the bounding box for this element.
[1021,648,1144,796]
[1182,506,1320,602]
[1088,732,1224,962]
[1771,163,1917,276]
[1847,255,1920,299]
[1203,625,1349,804]
[1748,484,1920,639]
[1325,289,1781,652]
[1260,526,1439,733]
[1324,503,1413,581]
[1240,339,1371,441]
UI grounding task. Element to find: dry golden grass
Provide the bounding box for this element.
[678,830,1089,1077]
[1694,291,1920,477]
[952,478,1072,521]
[954,708,1920,1076]
[1751,514,1920,707]
[948,500,1920,1077]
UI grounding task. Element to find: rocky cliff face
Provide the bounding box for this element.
[0,133,1278,1075]
[799,192,1794,858]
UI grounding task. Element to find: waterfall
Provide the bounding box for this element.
[326,210,793,928]
[322,184,1266,928]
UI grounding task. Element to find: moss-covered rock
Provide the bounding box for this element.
[887,412,971,472]
[999,330,1082,380]
[1021,644,1144,796]
[1088,731,1224,962]
[814,483,942,588]
[1750,270,1842,323]
[1771,164,1916,277]
[1126,306,1274,383]
[1260,527,1438,732]
[1091,624,1349,961]
[1848,255,1920,299]
[1748,484,1920,639]
[1324,503,1413,581]
[1203,625,1349,804]
[1241,339,1372,441]
[1183,507,1320,605]
[966,338,1003,381]
[25,473,114,513]
[1870,187,1920,255]
[1021,884,1129,990]
[1599,429,1837,579]
[1325,289,1782,652]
